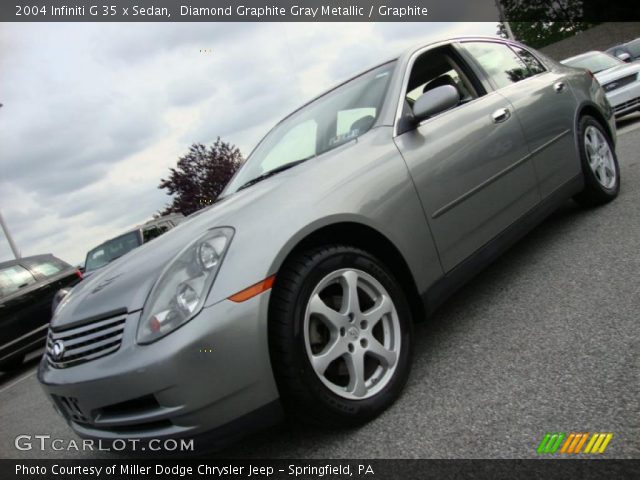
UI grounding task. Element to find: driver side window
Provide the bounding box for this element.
[399,46,480,133]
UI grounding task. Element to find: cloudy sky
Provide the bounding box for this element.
[0,21,497,265]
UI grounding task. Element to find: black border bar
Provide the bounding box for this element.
[3,459,640,480]
[3,1,640,22]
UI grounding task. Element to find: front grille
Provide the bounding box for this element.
[52,395,89,423]
[603,74,638,92]
[46,315,126,368]
[613,96,640,114]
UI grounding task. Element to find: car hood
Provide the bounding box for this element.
[594,63,640,84]
[50,178,286,330]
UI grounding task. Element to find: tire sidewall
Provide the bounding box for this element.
[285,247,412,422]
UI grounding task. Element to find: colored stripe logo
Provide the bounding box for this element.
[537,433,613,454]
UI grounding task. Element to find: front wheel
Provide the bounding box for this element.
[269,245,412,426]
[573,116,620,206]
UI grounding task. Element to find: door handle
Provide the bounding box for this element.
[554,81,565,92]
[492,107,511,123]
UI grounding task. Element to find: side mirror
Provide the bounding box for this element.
[617,52,631,63]
[412,85,460,122]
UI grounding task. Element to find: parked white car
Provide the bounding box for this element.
[562,51,640,118]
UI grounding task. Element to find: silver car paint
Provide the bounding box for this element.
[594,62,640,117]
[39,37,615,441]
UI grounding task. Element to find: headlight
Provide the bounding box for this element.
[136,227,234,344]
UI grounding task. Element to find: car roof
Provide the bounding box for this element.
[0,253,58,269]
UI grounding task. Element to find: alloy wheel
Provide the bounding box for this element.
[584,126,616,189]
[303,268,401,400]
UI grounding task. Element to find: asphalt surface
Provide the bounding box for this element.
[1,114,639,459]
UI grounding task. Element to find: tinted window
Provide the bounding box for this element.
[464,42,532,89]
[511,46,546,75]
[142,225,169,242]
[0,265,37,298]
[30,261,63,277]
[85,231,142,272]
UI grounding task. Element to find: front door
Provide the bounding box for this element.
[393,45,540,272]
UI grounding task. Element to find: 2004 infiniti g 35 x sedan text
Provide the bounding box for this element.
[39,37,620,444]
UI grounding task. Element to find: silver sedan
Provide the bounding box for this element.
[562,50,640,118]
[39,36,619,445]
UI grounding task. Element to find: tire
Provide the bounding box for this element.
[269,245,412,426]
[573,115,620,207]
[0,354,24,372]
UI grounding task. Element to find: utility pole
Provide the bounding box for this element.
[495,0,515,40]
[0,212,20,259]
[0,103,18,259]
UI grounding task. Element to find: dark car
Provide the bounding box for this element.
[0,254,82,370]
[83,214,184,277]
[606,38,640,63]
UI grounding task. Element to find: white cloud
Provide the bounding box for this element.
[0,22,497,265]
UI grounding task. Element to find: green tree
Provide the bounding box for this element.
[496,1,597,48]
[159,138,242,216]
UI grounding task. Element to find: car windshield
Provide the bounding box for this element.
[563,52,622,73]
[223,61,396,195]
[84,231,141,272]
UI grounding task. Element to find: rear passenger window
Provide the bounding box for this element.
[464,42,535,89]
[510,46,546,75]
[0,265,37,298]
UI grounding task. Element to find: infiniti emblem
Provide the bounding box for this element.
[51,340,65,361]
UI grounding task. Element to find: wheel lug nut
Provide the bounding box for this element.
[348,343,354,353]
[340,327,346,337]
[360,338,368,348]
[360,320,368,330]
[348,312,355,322]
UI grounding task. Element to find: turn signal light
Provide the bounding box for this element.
[228,276,276,302]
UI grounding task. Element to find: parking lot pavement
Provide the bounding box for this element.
[1,119,639,460]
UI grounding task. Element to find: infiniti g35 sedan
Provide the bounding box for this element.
[39,37,619,444]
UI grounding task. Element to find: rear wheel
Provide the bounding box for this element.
[269,245,412,426]
[573,116,620,206]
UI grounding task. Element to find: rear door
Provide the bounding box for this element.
[460,40,580,198]
[393,44,540,272]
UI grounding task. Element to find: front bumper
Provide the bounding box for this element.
[38,291,281,443]
[606,80,640,117]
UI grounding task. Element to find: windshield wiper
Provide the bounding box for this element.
[237,155,315,191]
